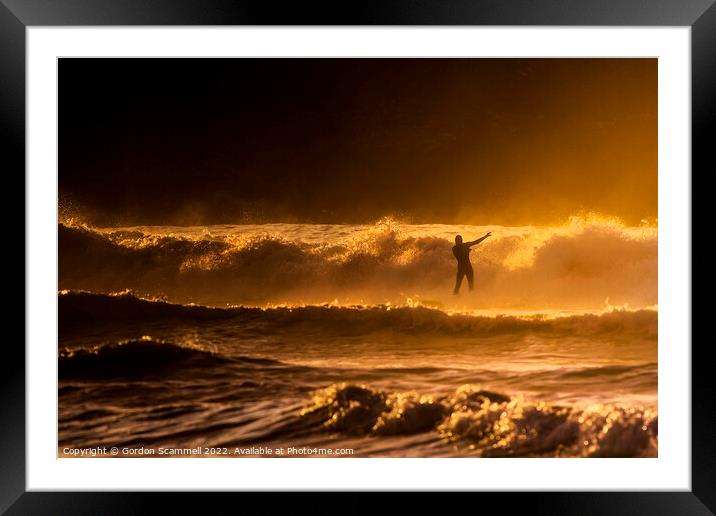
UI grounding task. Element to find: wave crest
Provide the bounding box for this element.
[58,218,657,309]
[59,290,657,338]
[59,337,229,378]
[299,383,657,457]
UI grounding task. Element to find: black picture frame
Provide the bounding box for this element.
[4,0,712,513]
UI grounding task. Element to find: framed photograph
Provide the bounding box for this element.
[7,0,711,512]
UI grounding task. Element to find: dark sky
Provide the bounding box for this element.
[59,58,657,226]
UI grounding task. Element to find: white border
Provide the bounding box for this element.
[27,27,691,491]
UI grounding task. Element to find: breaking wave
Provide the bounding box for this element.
[298,383,657,457]
[58,216,657,309]
[59,290,657,339]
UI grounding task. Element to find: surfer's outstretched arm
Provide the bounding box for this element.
[466,232,492,247]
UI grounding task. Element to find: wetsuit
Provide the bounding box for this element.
[452,243,474,294]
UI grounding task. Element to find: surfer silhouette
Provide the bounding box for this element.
[452,232,492,294]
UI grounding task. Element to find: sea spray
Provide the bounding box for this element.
[58,217,657,310]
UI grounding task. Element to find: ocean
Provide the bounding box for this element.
[58,216,658,457]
